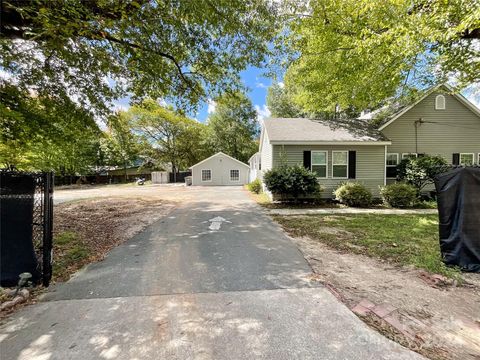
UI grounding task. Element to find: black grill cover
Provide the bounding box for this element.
[434,167,480,272]
[1,173,40,286]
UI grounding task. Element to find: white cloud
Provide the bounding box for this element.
[277,81,285,88]
[255,82,268,89]
[254,104,271,124]
[207,99,216,114]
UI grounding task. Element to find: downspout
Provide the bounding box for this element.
[384,145,387,186]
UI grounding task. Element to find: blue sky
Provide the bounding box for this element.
[194,66,273,123]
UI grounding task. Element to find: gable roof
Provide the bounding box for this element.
[377,84,480,131]
[263,117,390,145]
[189,152,249,169]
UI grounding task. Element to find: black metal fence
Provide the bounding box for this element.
[0,171,54,287]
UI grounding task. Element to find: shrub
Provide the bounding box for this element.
[397,155,450,193]
[334,182,372,207]
[380,183,417,208]
[247,178,262,194]
[263,165,322,201]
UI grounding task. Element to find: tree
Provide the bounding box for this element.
[1,0,282,117]
[283,0,480,114]
[101,112,142,181]
[0,83,102,176]
[207,92,258,163]
[397,155,450,193]
[266,83,303,118]
[266,82,360,120]
[127,99,210,180]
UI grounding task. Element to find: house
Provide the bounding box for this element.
[254,84,480,197]
[190,152,250,186]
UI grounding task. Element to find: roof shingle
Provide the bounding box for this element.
[263,118,388,143]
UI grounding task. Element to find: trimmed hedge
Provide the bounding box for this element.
[334,182,372,207]
[380,183,417,208]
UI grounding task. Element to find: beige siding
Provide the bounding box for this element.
[191,154,249,186]
[259,130,273,179]
[382,91,480,164]
[272,145,386,197]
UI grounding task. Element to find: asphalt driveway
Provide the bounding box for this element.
[0,186,423,359]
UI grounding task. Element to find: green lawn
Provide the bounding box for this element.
[273,214,459,278]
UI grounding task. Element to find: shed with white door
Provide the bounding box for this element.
[190,152,250,186]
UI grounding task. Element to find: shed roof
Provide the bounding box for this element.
[263,117,389,144]
[189,152,249,169]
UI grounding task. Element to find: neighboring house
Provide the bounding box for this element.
[254,84,480,197]
[190,152,250,186]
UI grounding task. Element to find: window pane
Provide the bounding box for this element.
[460,154,473,165]
[333,165,347,178]
[333,151,347,165]
[202,170,211,181]
[312,165,326,177]
[312,152,326,165]
[230,170,239,181]
[386,166,397,178]
[386,154,398,166]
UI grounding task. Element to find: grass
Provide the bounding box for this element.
[53,231,91,282]
[274,214,460,279]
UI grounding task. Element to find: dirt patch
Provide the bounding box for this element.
[52,197,176,280]
[1,197,176,319]
[283,232,480,360]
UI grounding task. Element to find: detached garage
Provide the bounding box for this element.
[190,152,250,186]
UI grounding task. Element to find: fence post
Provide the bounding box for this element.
[42,172,54,286]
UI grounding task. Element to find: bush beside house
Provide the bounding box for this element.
[247,178,262,194]
[396,155,450,194]
[263,165,322,202]
[334,182,372,207]
[380,183,417,208]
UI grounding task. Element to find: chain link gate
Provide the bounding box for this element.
[0,171,54,287]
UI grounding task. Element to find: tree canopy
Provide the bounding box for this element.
[0,83,102,173]
[1,0,282,116]
[207,92,259,163]
[266,83,303,118]
[127,99,211,175]
[284,0,480,113]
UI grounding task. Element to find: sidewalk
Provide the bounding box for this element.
[266,207,438,216]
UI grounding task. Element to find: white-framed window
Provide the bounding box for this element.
[402,153,418,160]
[460,153,474,166]
[386,153,399,178]
[230,169,239,181]
[201,169,212,182]
[311,151,327,178]
[435,94,446,110]
[332,151,348,179]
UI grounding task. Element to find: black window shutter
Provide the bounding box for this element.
[348,151,356,179]
[303,151,311,169]
[452,153,460,165]
[418,153,426,157]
